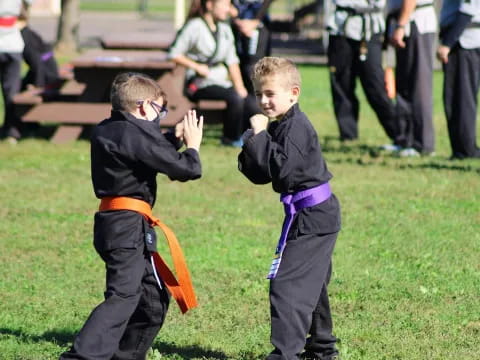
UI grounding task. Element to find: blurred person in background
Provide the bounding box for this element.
[230,0,274,94]
[386,0,437,157]
[438,0,480,159]
[326,0,403,147]
[169,0,258,147]
[17,1,62,92]
[0,0,32,143]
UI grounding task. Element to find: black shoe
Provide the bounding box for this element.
[300,351,340,360]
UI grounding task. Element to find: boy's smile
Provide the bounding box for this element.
[253,75,299,120]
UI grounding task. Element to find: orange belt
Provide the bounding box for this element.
[99,196,198,314]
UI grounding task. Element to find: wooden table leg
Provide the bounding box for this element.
[51,125,84,144]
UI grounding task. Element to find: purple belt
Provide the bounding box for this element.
[267,182,332,279]
[41,51,54,62]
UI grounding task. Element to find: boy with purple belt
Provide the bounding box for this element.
[238,57,341,360]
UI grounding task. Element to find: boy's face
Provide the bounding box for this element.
[209,0,232,21]
[138,96,167,122]
[253,75,299,120]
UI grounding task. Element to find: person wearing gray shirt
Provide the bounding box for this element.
[0,0,31,143]
[386,0,437,157]
[169,0,258,147]
[437,0,480,159]
[326,0,402,146]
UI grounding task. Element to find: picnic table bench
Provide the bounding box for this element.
[101,32,176,51]
[15,49,227,144]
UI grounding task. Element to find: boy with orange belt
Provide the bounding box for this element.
[238,57,341,360]
[60,72,203,360]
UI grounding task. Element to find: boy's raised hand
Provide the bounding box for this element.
[250,114,269,135]
[174,121,184,141]
[183,110,203,152]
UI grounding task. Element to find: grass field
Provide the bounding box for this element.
[79,0,313,15]
[0,66,479,360]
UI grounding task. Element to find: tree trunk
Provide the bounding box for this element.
[56,0,80,54]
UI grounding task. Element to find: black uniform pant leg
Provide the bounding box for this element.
[0,53,22,139]
[304,262,338,358]
[396,26,435,153]
[443,46,480,159]
[357,35,399,142]
[266,230,338,360]
[192,85,248,140]
[328,35,360,141]
[60,246,153,360]
[112,259,170,360]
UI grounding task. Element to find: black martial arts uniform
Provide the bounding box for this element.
[238,104,341,360]
[327,0,403,144]
[20,25,61,90]
[60,110,201,360]
[386,1,437,154]
[440,3,480,159]
[231,0,272,94]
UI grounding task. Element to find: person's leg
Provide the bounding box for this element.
[395,26,435,154]
[328,35,359,141]
[267,231,338,360]
[358,35,399,143]
[443,47,480,159]
[395,34,415,149]
[0,53,22,140]
[409,28,435,154]
[60,245,147,360]
[303,263,338,359]
[192,85,245,141]
[112,259,170,360]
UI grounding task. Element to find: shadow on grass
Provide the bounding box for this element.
[321,135,480,174]
[0,328,231,359]
[0,327,74,347]
[153,341,230,359]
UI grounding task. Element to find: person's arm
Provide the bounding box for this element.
[170,54,210,77]
[232,0,274,37]
[438,0,475,65]
[437,14,472,64]
[168,20,210,77]
[390,0,416,48]
[228,63,248,98]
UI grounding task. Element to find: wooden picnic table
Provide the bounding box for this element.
[72,49,176,102]
[17,49,226,144]
[101,32,176,51]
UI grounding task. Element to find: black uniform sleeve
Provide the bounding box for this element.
[238,125,308,186]
[124,126,201,182]
[163,130,184,150]
[238,131,273,184]
[440,12,473,48]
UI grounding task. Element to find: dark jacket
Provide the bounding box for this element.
[91,110,201,252]
[238,103,340,235]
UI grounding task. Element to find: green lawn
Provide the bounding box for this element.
[0,66,479,360]
[79,0,310,15]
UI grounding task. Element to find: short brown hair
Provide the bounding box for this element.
[110,72,166,112]
[251,57,301,89]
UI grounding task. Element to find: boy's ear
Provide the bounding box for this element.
[139,102,146,116]
[292,86,300,99]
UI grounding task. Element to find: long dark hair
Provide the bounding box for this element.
[186,0,211,20]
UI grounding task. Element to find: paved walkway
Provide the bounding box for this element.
[29,11,328,64]
[30,11,175,49]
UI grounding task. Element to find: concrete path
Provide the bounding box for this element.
[29,11,327,64]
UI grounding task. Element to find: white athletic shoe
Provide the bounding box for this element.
[399,148,420,157]
[380,143,402,152]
